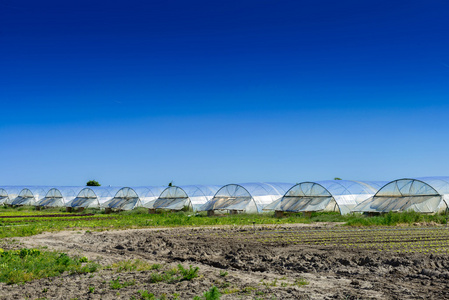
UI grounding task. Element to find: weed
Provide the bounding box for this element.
[88,286,95,293]
[112,259,155,272]
[138,290,155,300]
[177,264,199,280]
[193,286,221,300]
[109,277,135,289]
[294,277,309,287]
[219,270,228,277]
[0,248,99,284]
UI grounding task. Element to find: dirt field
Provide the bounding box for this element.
[2,223,449,299]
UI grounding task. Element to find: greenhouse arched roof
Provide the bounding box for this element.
[0,188,8,204]
[200,182,294,213]
[0,187,24,205]
[65,186,121,208]
[101,186,166,210]
[37,187,85,207]
[265,180,387,215]
[352,177,449,213]
[133,186,166,208]
[152,185,221,211]
[11,187,51,206]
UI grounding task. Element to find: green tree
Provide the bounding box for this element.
[334,177,342,180]
[86,180,101,186]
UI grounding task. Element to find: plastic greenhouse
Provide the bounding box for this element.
[152,185,221,211]
[65,186,121,209]
[36,187,84,208]
[102,186,165,210]
[11,187,51,206]
[0,187,23,205]
[0,188,7,204]
[200,182,294,214]
[265,180,387,215]
[352,177,449,214]
[132,186,166,209]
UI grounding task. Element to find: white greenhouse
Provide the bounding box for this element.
[152,185,221,211]
[65,186,121,210]
[200,182,294,214]
[11,187,51,206]
[0,188,7,204]
[0,187,23,205]
[352,177,449,214]
[102,186,166,211]
[265,180,387,215]
[36,187,85,208]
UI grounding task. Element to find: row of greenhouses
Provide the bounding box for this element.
[1,177,449,215]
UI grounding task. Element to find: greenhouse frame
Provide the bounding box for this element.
[0,187,23,205]
[101,186,166,211]
[10,187,51,206]
[37,187,85,208]
[65,186,121,209]
[352,177,449,214]
[200,182,294,214]
[265,180,387,215]
[152,185,221,211]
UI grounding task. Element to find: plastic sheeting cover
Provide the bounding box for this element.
[201,182,294,213]
[0,187,23,205]
[37,187,84,207]
[101,186,165,210]
[353,177,449,213]
[12,187,50,206]
[65,187,121,208]
[267,180,386,215]
[133,186,166,208]
[153,185,221,211]
[102,187,139,210]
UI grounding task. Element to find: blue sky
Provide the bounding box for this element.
[1,0,449,186]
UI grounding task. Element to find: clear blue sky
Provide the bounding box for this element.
[1,0,449,186]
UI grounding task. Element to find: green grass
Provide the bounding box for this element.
[1,206,448,240]
[193,286,221,300]
[109,277,136,289]
[344,211,448,226]
[110,259,160,272]
[0,248,99,284]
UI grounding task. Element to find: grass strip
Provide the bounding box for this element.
[0,248,99,284]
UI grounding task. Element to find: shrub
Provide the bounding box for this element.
[177,264,199,281]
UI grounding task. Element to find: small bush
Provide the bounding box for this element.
[194,286,221,300]
[219,271,228,277]
[177,264,199,280]
[109,277,135,289]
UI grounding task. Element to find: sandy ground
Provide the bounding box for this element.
[1,223,449,299]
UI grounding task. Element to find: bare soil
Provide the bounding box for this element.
[1,223,449,299]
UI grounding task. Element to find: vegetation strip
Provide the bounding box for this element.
[0,248,99,285]
[0,217,115,223]
[0,214,95,218]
